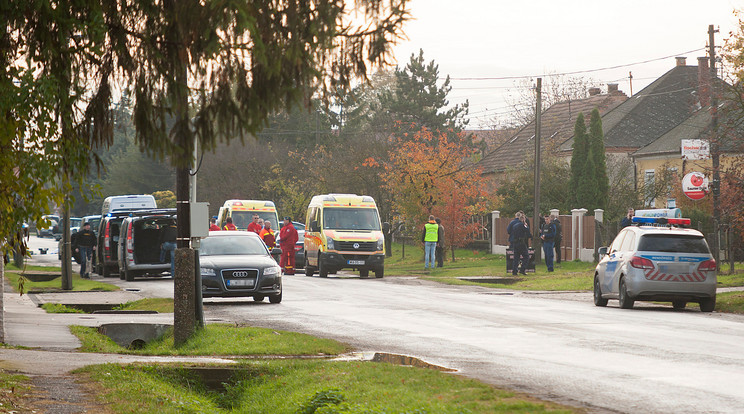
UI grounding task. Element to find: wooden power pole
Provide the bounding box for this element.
[533,78,542,263]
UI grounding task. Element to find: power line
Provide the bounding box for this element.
[449,48,706,81]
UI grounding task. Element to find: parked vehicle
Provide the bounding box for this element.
[216,200,279,231]
[199,231,282,302]
[36,215,59,238]
[101,194,157,216]
[593,215,717,311]
[304,194,385,278]
[96,209,163,277]
[53,217,81,241]
[118,210,177,281]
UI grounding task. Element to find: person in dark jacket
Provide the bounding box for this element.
[620,208,634,228]
[506,212,521,248]
[75,222,97,278]
[552,215,562,264]
[159,222,178,276]
[511,213,531,275]
[435,217,445,268]
[540,215,557,272]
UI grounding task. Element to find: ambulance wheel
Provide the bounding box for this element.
[593,276,607,307]
[618,277,634,309]
[318,260,328,278]
[375,267,384,278]
[305,264,315,277]
[359,269,369,278]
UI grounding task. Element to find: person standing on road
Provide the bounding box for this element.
[75,222,97,278]
[540,215,557,272]
[552,215,562,264]
[511,213,530,275]
[209,217,221,231]
[223,217,237,231]
[260,221,276,249]
[279,217,298,275]
[159,222,178,276]
[435,217,445,268]
[247,214,262,233]
[421,215,439,271]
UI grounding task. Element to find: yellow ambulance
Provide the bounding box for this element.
[304,194,385,278]
[216,200,279,231]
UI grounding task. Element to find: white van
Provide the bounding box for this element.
[101,195,157,216]
[304,194,385,278]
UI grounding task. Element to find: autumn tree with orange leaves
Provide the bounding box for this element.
[381,126,488,261]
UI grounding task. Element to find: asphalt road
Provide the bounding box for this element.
[26,235,744,413]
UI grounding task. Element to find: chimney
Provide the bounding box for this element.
[676,56,687,66]
[588,87,601,96]
[698,56,710,107]
[607,83,619,94]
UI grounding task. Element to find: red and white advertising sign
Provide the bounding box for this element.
[682,172,709,200]
[681,139,710,160]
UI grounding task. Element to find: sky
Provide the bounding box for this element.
[389,0,742,129]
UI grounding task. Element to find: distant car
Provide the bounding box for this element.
[200,231,283,303]
[36,215,59,238]
[593,216,717,311]
[54,217,81,241]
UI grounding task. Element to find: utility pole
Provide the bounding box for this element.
[533,78,542,263]
[709,24,721,266]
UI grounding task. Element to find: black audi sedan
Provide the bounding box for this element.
[199,231,282,303]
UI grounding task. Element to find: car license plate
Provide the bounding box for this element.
[348,260,365,265]
[226,279,254,287]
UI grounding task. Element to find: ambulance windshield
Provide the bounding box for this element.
[323,208,380,231]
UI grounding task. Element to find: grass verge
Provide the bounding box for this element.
[713,291,744,314]
[0,370,34,413]
[71,323,350,356]
[114,298,174,313]
[77,359,577,413]
[3,270,119,293]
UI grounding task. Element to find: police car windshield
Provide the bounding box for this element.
[323,208,380,231]
[637,234,710,254]
[200,235,268,256]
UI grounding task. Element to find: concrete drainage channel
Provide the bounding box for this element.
[98,323,172,349]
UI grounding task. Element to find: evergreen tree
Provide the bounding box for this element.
[569,112,588,205]
[588,108,609,210]
[374,50,469,140]
[576,147,598,209]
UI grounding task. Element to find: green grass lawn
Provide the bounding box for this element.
[3,263,119,293]
[71,323,350,356]
[78,360,577,413]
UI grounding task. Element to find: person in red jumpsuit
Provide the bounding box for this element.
[223,217,237,231]
[209,217,221,231]
[246,214,262,234]
[279,217,298,275]
[260,221,276,249]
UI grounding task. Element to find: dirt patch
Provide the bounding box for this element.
[26,373,114,414]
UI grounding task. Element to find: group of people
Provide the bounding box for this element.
[506,211,562,275]
[209,214,299,275]
[421,215,445,270]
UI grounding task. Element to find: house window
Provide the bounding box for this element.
[644,169,655,208]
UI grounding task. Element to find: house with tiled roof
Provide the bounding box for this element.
[476,85,628,185]
[559,56,743,208]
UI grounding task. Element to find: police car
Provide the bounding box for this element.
[593,216,717,311]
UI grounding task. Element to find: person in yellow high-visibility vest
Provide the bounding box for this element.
[421,215,439,271]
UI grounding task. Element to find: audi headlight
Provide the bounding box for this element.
[200,267,216,276]
[377,237,384,251]
[264,266,281,277]
[326,237,335,250]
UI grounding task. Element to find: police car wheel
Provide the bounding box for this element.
[618,277,634,309]
[699,296,715,312]
[672,301,686,310]
[318,261,328,278]
[593,276,608,307]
